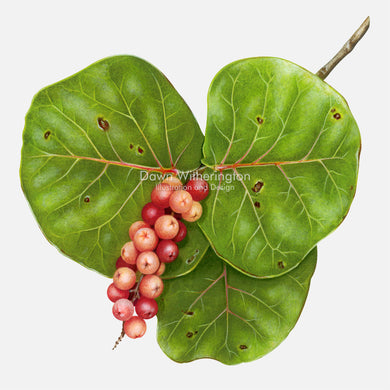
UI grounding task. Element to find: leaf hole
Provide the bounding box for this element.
[186,332,194,338]
[44,130,51,139]
[84,196,90,203]
[97,117,110,131]
[186,249,200,264]
[256,116,264,125]
[239,344,248,350]
[333,113,341,120]
[254,201,260,208]
[252,181,264,193]
[278,261,285,269]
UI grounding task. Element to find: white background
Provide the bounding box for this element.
[1,1,389,389]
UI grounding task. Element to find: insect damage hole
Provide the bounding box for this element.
[252,181,264,193]
[333,113,341,120]
[183,311,194,316]
[254,201,260,208]
[136,146,144,155]
[278,261,286,269]
[256,116,264,125]
[97,117,110,131]
[186,332,194,338]
[44,130,51,139]
[239,344,248,350]
[84,196,90,203]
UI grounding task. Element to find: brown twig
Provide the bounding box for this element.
[112,322,125,350]
[316,16,370,80]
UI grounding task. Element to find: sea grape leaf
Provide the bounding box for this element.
[20,55,204,277]
[157,246,317,365]
[199,57,360,278]
[162,222,209,279]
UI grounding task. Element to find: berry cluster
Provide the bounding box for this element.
[107,175,209,342]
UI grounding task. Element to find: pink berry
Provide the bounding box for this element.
[154,215,179,240]
[113,267,136,290]
[121,241,139,265]
[133,228,159,252]
[124,316,147,339]
[169,190,193,214]
[139,275,164,299]
[136,251,160,275]
[129,221,150,240]
[112,299,134,321]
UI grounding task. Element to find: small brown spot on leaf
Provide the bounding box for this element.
[184,311,194,316]
[333,113,341,120]
[137,146,144,155]
[252,181,264,193]
[97,117,110,131]
[194,331,198,335]
[331,108,336,113]
[239,345,248,350]
[256,116,264,125]
[350,185,354,190]
[186,332,194,338]
[44,131,51,139]
[84,196,90,203]
[278,261,285,269]
[254,201,260,208]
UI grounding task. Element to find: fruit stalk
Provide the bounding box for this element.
[316,16,370,80]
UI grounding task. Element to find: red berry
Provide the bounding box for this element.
[116,256,137,271]
[129,221,150,240]
[139,275,164,299]
[112,298,134,321]
[121,241,139,265]
[136,251,160,274]
[133,227,159,252]
[185,178,209,201]
[169,190,193,214]
[124,316,147,339]
[173,221,187,242]
[156,240,179,263]
[107,283,129,302]
[113,267,136,290]
[164,207,182,220]
[141,203,164,225]
[151,183,175,208]
[135,296,158,319]
[154,215,179,240]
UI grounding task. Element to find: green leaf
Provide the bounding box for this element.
[157,246,317,365]
[162,222,210,279]
[199,57,360,278]
[20,55,204,277]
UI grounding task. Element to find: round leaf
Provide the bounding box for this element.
[20,56,204,277]
[199,57,360,277]
[157,247,317,365]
